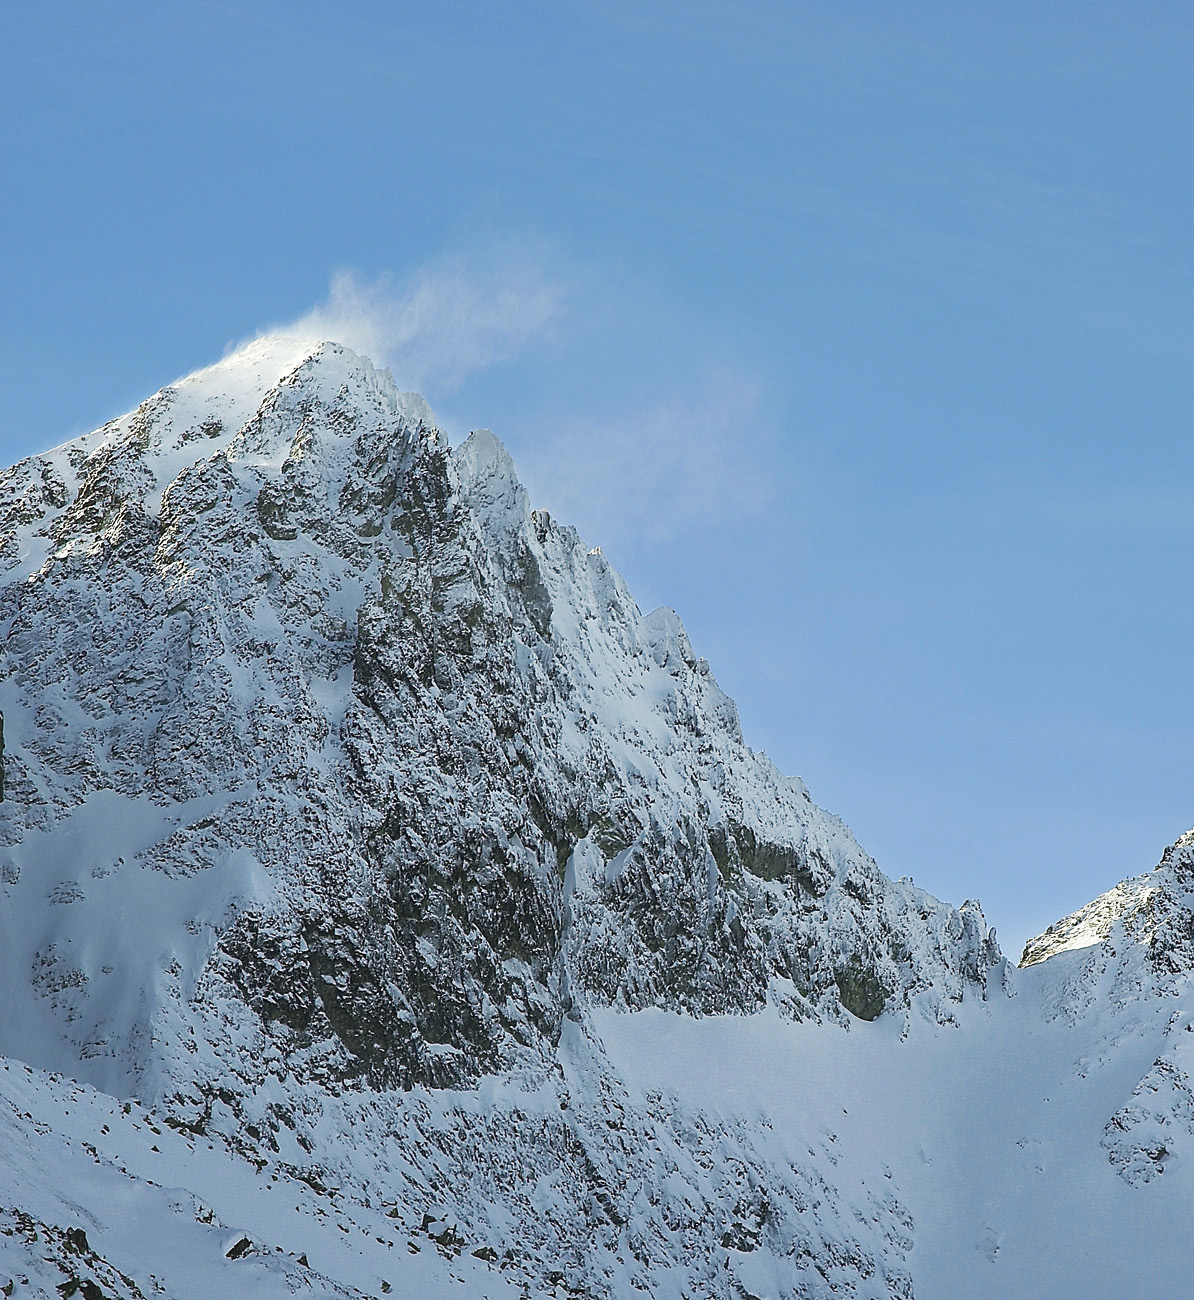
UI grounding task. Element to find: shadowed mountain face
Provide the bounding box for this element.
[2,338,1192,1299]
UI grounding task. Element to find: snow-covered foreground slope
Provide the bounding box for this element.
[1,337,1192,1297]
[0,1054,525,1300]
[4,951,1194,1300]
[598,967,1194,1298]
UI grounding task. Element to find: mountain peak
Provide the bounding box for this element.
[0,333,1002,1088]
[8,340,1193,1298]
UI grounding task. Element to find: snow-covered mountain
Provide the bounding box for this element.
[1,338,1191,1298]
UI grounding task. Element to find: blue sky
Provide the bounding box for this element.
[4,3,1194,955]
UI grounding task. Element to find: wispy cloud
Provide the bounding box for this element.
[270,251,568,393]
[515,370,776,547]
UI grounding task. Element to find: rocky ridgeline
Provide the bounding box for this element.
[1020,829,1194,1189]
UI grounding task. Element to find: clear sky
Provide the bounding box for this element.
[4,3,1194,957]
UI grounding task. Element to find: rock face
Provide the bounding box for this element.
[0,338,1001,1096]
[5,336,1193,1298]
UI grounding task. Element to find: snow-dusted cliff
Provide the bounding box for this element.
[1,338,1192,1298]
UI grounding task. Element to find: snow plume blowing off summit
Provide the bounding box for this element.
[0,336,1193,1298]
[265,255,568,395]
[264,258,774,555]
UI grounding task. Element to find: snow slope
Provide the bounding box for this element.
[1,337,1191,1298]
